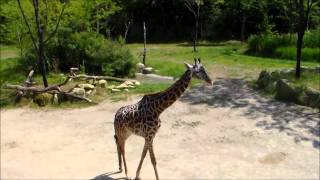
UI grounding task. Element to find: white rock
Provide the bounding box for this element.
[124,88,129,92]
[136,63,145,72]
[78,83,95,90]
[111,89,121,92]
[98,79,107,88]
[134,81,141,85]
[71,88,85,96]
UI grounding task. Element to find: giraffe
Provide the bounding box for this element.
[113,58,212,180]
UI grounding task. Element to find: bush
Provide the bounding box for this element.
[247,30,320,61]
[22,30,136,77]
[89,38,136,77]
[275,47,320,62]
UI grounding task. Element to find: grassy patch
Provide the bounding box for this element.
[1,42,319,108]
[0,44,19,59]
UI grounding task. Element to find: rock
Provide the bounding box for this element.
[142,67,153,74]
[111,88,121,92]
[33,93,53,106]
[134,81,141,85]
[136,63,145,72]
[257,70,273,89]
[71,88,85,97]
[265,81,277,93]
[124,80,134,86]
[86,90,92,96]
[77,83,95,90]
[305,88,320,108]
[52,94,59,104]
[275,79,298,102]
[116,83,130,89]
[124,88,129,92]
[98,80,107,88]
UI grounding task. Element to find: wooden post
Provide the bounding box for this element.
[142,22,147,65]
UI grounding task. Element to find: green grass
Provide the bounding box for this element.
[128,42,318,78]
[1,41,319,108]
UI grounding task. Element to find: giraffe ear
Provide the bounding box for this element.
[184,63,193,70]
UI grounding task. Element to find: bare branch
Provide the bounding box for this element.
[44,2,67,44]
[16,0,38,51]
[184,0,197,17]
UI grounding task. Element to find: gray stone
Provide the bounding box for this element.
[275,79,298,102]
[142,67,153,74]
[305,88,320,108]
[257,70,273,89]
[265,81,277,93]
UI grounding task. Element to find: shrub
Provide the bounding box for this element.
[275,47,320,62]
[22,30,136,78]
[247,30,320,61]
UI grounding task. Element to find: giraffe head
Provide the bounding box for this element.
[185,58,213,85]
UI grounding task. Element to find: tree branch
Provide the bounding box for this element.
[44,2,67,44]
[16,0,38,51]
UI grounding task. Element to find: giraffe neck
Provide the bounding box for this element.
[144,69,192,115]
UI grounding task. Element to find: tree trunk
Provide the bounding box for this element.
[194,19,198,52]
[124,20,131,42]
[96,20,100,34]
[241,15,247,42]
[33,0,48,87]
[142,22,147,65]
[295,31,304,78]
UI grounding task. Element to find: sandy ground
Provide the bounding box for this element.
[1,77,319,180]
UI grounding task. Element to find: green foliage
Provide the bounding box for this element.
[275,47,320,61]
[90,38,136,77]
[247,30,320,61]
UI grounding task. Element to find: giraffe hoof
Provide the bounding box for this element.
[118,168,123,173]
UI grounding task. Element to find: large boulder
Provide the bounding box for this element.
[305,88,320,108]
[33,93,53,106]
[257,70,273,89]
[275,79,298,102]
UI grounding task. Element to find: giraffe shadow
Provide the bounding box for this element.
[90,171,128,180]
[180,77,320,149]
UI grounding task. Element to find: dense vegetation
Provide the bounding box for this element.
[248,30,320,61]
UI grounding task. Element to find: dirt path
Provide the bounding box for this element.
[1,78,319,179]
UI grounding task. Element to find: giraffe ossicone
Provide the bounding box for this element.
[113,59,212,180]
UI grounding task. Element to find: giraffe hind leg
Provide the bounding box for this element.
[114,135,122,172]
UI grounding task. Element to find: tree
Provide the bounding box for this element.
[292,0,316,78]
[17,0,66,87]
[184,0,203,52]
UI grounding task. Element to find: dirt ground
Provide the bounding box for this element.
[1,78,319,180]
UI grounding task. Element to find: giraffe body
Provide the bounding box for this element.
[113,59,212,180]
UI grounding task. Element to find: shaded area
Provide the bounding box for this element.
[91,171,127,180]
[181,78,320,149]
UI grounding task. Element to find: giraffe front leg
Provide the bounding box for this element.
[149,143,159,180]
[135,140,149,180]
